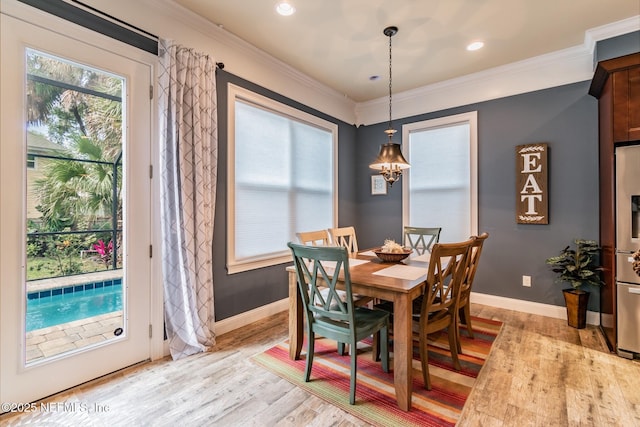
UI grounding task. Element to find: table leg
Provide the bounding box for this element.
[393,294,412,411]
[288,271,303,360]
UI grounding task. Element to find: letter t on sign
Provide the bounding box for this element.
[516,143,548,224]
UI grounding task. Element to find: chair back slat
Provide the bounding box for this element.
[329,226,359,253]
[288,242,354,324]
[404,226,441,255]
[459,232,489,305]
[297,229,331,247]
[420,237,474,317]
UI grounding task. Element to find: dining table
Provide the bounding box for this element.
[287,249,430,411]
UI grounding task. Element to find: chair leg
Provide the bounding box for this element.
[381,325,389,373]
[419,333,431,390]
[372,331,380,362]
[337,342,346,356]
[457,304,474,354]
[448,324,461,371]
[462,304,474,338]
[350,345,357,405]
[304,332,315,382]
[455,311,462,354]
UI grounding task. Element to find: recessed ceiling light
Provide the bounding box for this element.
[467,41,484,51]
[275,1,296,16]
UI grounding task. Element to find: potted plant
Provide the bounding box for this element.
[545,239,604,329]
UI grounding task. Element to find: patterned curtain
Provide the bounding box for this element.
[158,39,217,360]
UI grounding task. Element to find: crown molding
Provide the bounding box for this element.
[584,15,640,53]
[355,44,594,126]
[355,16,640,126]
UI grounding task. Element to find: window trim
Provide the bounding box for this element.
[226,83,338,274]
[401,111,478,239]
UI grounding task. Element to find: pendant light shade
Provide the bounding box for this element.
[369,142,410,185]
[369,25,409,187]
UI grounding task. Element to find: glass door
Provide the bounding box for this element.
[1,10,152,404]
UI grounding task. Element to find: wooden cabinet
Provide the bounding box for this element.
[590,54,640,143]
[589,52,640,352]
[610,66,640,142]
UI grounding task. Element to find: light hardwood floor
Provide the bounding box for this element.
[2,303,639,426]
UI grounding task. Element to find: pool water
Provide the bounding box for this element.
[26,283,122,332]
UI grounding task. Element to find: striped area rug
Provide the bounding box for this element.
[252,316,502,427]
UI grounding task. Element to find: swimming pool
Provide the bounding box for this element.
[26,280,123,332]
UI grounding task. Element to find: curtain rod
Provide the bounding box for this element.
[71,1,225,69]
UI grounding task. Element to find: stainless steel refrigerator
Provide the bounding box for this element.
[616,145,640,358]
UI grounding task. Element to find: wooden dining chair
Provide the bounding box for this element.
[287,242,390,405]
[296,229,331,247]
[373,237,474,390]
[417,237,474,390]
[403,226,441,255]
[328,226,359,253]
[456,232,489,352]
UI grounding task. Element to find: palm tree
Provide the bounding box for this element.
[33,137,121,232]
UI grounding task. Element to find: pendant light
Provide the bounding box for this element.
[369,26,410,186]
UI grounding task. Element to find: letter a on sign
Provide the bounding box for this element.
[516,143,548,224]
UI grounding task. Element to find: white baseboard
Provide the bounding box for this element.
[470,292,600,326]
[162,299,289,357]
[215,298,289,336]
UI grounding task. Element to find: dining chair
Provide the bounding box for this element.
[287,242,390,405]
[374,237,474,390]
[328,226,359,254]
[455,232,489,352]
[416,237,474,389]
[403,226,441,255]
[296,229,331,247]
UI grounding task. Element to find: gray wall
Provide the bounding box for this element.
[355,82,601,310]
[595,31,640,63]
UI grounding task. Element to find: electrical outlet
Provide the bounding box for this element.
[522,275,531,287]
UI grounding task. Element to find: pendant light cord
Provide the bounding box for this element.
[388,32,393,135]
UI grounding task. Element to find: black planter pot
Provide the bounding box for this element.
[562,289,590,329]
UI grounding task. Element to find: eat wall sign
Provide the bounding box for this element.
[516,143,548,224]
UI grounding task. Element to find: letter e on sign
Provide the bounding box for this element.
[516,143,548,224]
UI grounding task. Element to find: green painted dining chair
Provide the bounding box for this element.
[287,242,389,405]
[403,226,441,255]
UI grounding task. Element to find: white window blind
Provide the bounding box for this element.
[227,84,337,273]
[402,112,478,243]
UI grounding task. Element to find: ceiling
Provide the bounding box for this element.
[173,0,639,103]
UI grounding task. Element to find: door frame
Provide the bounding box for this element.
[0,0,164,405]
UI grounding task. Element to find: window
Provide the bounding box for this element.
[402,112,478,243]
[227,84,337,273]
[26,154,35,169]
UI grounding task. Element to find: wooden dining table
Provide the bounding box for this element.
[287,249,429,411]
